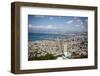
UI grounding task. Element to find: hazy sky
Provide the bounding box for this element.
[28,15,88,34]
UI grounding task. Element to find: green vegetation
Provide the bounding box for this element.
[79,54,87,58]
[71,52,88,59]
[28,53,57,60]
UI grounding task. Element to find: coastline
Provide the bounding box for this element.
[28,34,88,60]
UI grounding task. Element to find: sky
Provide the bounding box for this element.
[28,15,88,34]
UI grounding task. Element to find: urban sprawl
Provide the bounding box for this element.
[28,33,88,60]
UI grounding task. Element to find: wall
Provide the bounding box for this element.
[0,0,100,76]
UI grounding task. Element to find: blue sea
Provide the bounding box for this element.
[28,33,70,41]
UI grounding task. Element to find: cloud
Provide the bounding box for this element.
[49,17,54,20]
[76,19,83,25]
[66,20,73,24]
[65,19,83,26]
[75,25,81,27]
[29,24,57,29]
[85,18,88,21]
[47,25,54,29]
[29,24,33,28]
[77,19,81,22]
[80,21,83,25]
[81,26,85,29]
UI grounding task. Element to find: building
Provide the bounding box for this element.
[28,35,88,59]
[63,35,88,58]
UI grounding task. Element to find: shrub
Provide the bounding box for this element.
[28,53,57,60]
